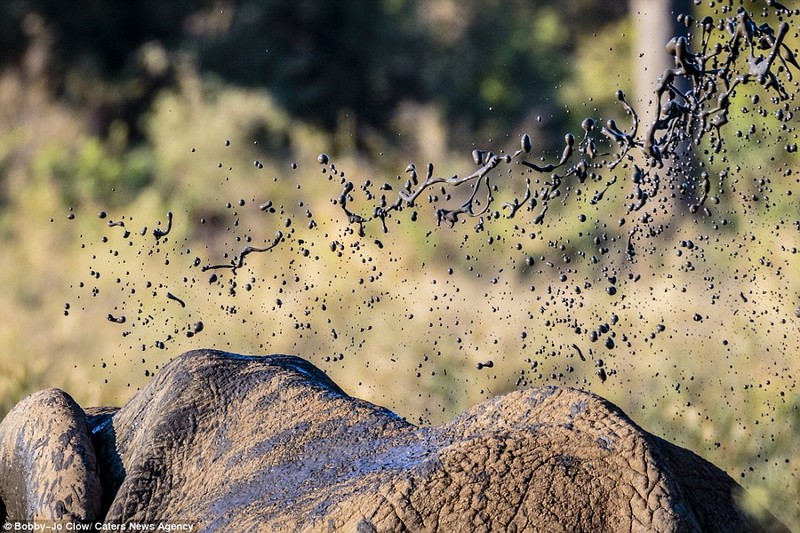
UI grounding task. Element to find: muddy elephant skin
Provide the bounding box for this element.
[0,350,789,532]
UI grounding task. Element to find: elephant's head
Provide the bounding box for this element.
[0,350,789,531]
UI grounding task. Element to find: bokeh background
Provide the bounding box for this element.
[0,0,798,526]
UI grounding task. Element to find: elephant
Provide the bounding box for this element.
[0,349,789,532]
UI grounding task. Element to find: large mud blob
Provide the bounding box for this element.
[64,1,798,523]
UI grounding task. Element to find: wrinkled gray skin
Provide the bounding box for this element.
[0,350,789,532]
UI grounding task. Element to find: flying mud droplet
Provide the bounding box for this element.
[107,314,126,324]
[521,134,532,154]
[166,293,186,308]
[153,212,173,242]
[186,321,204,338]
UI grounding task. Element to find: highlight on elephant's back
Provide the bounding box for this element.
[0,0,798,531]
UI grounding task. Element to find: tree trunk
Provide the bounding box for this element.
[629,0,693,128]
[629,0,695,220]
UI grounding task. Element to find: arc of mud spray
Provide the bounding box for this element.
[325,6,798,260]
[194,3,797,277]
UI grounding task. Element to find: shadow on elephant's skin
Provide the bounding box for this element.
[85,407,123,513]
[0,349,790,532]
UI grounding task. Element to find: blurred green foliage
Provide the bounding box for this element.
[34,135,153,207]
[0,0,626,147]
